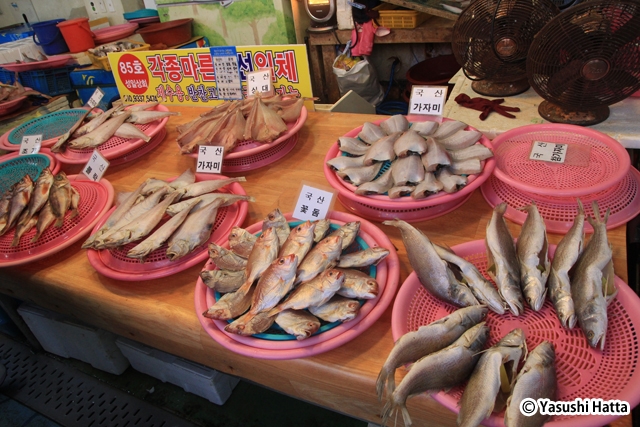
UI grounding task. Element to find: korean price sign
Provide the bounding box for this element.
[211,46,243,100]
[86,87,105,109]
[247,68,274,97]
[19,135,42,155]
[529,141,568,163]
[82,149,110,182]
[196,146,224,174]
[292,184,336,221]
[409,86,448,115]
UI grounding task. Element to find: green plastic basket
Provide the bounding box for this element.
[0,154,50,194]
[8,109,88,145]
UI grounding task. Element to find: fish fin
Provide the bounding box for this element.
[375,368,388,401]
[400,404,412,427]
[54,218,64,228]
[576,198,584,215]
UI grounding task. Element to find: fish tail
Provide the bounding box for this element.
[54,218,64,228]
[576,198,584,215]
[11,233,21,247]
[380,399,395,427]
[495,202,507,215]
[69,208,79,219]
[400,403,413,427]
[30,231,42,243]
[386,372,396,399]
[375,367,389,401]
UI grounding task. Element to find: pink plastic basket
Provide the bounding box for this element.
[491,124,630,197]
[108,127,166,167]
[391,240,640,427]
[195,210,400,359]
[52,105,171,165]
[86,173,249,281]
[0,95,27,117]
[481,168,640,234]
[323,116,495,222]
[0,176,114,267]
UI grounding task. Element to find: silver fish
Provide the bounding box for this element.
[337,163,383,186]
[296,234,343,284]
[387,185,415,199]
[279,220,316,262]
[434,244,506,315]
[571,202,615,350]
[335,268,379,299]
[391,154,424,186]
[208,243,248,271]
[358,122,385,144]
[180,177,246,199]
[486,203,524,316]
[269,269,344,315]
[126,110,180,125]
[275,310,321,340]
[381,322,489,427]
[262,208,290,249]
[393,129,428,158]
[202,285,255,320]
[200,269,247,293]
[337,246,389,268]
[49,173,70,228]
[363,132,401,165]
[504,341,557,427]
[437,168,467,193]
[458,329,527,427]
[338,136,370,156]
[31,202,56,243]
[169,169,197,191]
[326,154,365,172]
[22,167,54,224]
[384,219,479,307]
[0,174,33,236]
[354,168,394,196]
[228,226,257,258]
[411,120,438,137]
[313,219,332,243]
[327,221,360,250]
[376,305,488,400]
[115,123,151,142]
[380,115,409,135]
[69,113,131,149]
[422,137,451,172]
[308,295,360,323]
[516,203,550,311]
[432,120,467,139]
[548,200,584,329]
[448,143,494,162]
[51,109,92,152]
[411,172,443,199]
[166,199,221,260]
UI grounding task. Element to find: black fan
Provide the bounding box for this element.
[452,0,560,97]
[527,0,640,125]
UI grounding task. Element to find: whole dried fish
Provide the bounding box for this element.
[376,306,487,400]
[115,123,151,142]
[327,221,360,250]
[69,113,131,149]
[363,132,401,165]
[337,163,383,186]
[0,188,15,233]
[166,193,254,217]
[411,173,443,199]
[21,167,54,224]
[275,310,321,340]
[31,202,55,242]
[269,269,344,315]
[203,285,255,320]
[449,158,482,175]
[169,169,196,191]
[393,129,428,158]
[0,174,33,235]
[391,154,425,186]
[180,177,246,199]
[228,226,257,258]
[358,122,385,144]
[200,269,247,293]
[516,203,550,311]
[335,268,379,299]
[326,154,365,172]
[126,110,180,125]
[354,168,394,196]
[380,115,409,135]
[262,208,290,249]
[308,295,361,322]
[224,311,275,336]
[338,136,370,156]
[73,106,121,137]
[296,234,343,284]
[337,247,389,268]
[279,220,316,262]
[52,109,92,152]
[49,173,71,228]
[165,199,221,260]
[486,203,524,316]
[313,219,332,243]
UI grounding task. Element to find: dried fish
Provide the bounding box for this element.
[269,269,344,315]
[337,163,383,186]
[437,168,467,193]
[313,219,332,243]
[335,268,379,299]
[224,311,276,336]
[391,154,425,186]
[387,185,415,199]
[0,174,33,235]
[380,115,409,135]
[411,120,438,136]
[449,158,482,175]
[354,168,394,196]
[437,129,482,150]
[393,129,428,158]
[326,154,366,172]
[126,110,180,125]
[279,220,316,262]
[275,310,321,340]
[69,113,131,149]
[296,234,342,284]
[358,122,386,144]
[181,177,246,199]
[11,214,37,247]
[31,202,55,242]
[327,221,360,250]
[200,269,247,293]
[208,243,248,271]
[308,295,360,322]
[363,132,401,165]
[167,193,254,217]
[115,123,151,142]
[228,226,257,258]
[422,137,451,172]
[432,120,467,139]
[338,136,370,156]
[516,203,550,311]
[337,247,389,268]
[52,109,92,152]
[49,173,70,228]
[166,199,221,260]
[203,285,255,320]
[21,167,54,224]
[448,143,494,162]
[411,173,443,199]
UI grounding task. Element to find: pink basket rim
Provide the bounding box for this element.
[0,148,61,176]
[195,210,401,359]
[490,123,630,197]
[220,132,299,174]
[108,127,166,167]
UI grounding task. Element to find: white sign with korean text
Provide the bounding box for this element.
[86,87,105,109]
[409,86,448,115]
[292,185,335,221]
[211,46,243,100]
[82,149,110,182]
[247,68,274,97]
[529,141,568,163]
[196,146,224,174]
[19,135,42,156]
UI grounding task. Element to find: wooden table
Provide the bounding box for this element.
[307,17,454,104]
[0,109,631,426]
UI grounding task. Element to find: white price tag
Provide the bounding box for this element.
[409,85,448,115]
[86,87,105,109]
[247,68,274,97]
[19,134,42,155]
[82,149,110,182]
[196,146,224,174]
[292,184,335,221]
[529,141,568,163]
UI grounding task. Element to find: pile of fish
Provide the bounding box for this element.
[0,75,51,106]
[82,169,253,262]
[386,199,616,350]
[51,102,179,153]
[0,170,78,246]
[377,306,557,427]
[88,41,145,57]
[326,116,493,199]
[176,94,306,154]
[202,209,389,339]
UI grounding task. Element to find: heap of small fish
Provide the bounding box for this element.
[88,41,145,57]
[81,168,253,262]
[51,102,179,153]
[377,306,557,427]
[0,169,78,246]
[201,209,389,339]
[176,94,306,154]
[326,116,493,199]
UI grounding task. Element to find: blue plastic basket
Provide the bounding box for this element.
[17,66,75,96]
[0,68,16,85]
[0,154,50,194]
[8,109,89,145]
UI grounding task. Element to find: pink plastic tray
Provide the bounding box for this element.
[195,210,400,359]
[481,167,640,234]
[52,105,171,165]
[93,23,139,44]
[491,123,630,197]
[0,96,27,117]
[109,127,166,167]
[0,55,73,72]
[0,176,114,267]
[0,149,60,176]
[86,173,249,281]
[323,116,495,222]
[392,240,640,427]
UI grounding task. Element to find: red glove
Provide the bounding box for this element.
[455,93,521,120]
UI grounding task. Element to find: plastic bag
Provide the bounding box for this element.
[332,51,384,106]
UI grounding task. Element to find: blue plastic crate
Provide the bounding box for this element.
[0,68,16,85]
[18,66,76,96]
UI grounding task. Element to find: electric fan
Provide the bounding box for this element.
[527,0,640,125]
[452,0,560,97]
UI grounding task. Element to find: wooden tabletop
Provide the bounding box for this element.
[0,108,630,426]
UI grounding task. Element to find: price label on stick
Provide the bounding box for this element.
[86,87,105,109]
[529,141,568,163]
[409,85,448,115]
[82,149,110,182]
[247,68,274,97]
[292,184,336,221]
[196,146,224,174]
[19,134,42,155]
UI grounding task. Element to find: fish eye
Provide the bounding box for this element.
[587,331,594,339]
[278,258,285,264]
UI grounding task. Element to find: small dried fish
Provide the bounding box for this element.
[224,311,276,336]
[228,226,257,258]
[437,168,467,193]
[380,115,409,135]
[275,310,321,340]
[203,286,255,320]
[279,220,316,262]
[200,269,247,293]
[308,295,361,322]
[262,208,290,248]
[208,243,248,271]
[411,173,443,199]
[115,123,151,142]
[391,154,425,186]
[126,110,180,125]
[21,167,54,224]
[393,129,428,158]
[338,136,370,156]
[180,177,246,199]
[411,120,438,136]
[516,203,550,311]
[337,247,389,268]
[354,168,394,196]
[313,219,332,243]
[422,137,451,172]
[327,221,360,250]
[1,174,33,235]
[269,269,344,315]
[11,214,37,246]
[363,132,401,165]
[358,122,385,144]
[31,202,55,242]
[165,199,221,260]
[69,113,131,149]
[296,234,343,284]
[337,163,383,186]
[74,106,121,137]
[49,173,71,228]
[335,268,379,299]
[387,185,415,199]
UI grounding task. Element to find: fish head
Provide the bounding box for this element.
[208,243,225,259]
[458,305,489,328]
[361,279,379,298]
[461,321,490,350]
[532,341,556,365]
[292,220,316,237]
[167,241,190,261]
[582,299,607,350]
[322,234,343,252]
[523,276,547,311]
[259,226,278,243]
[295,321,321,340]
[273,253,299,273]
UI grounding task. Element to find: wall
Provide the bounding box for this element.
[82,0,145,25]
[0,0,90,27]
